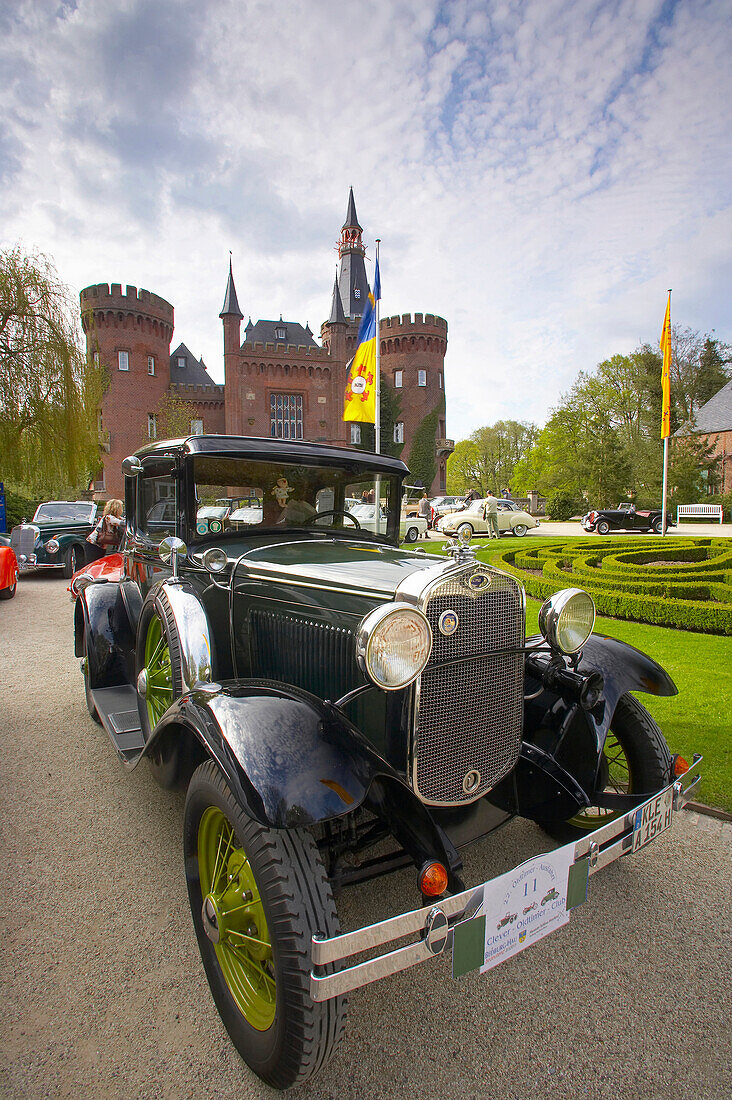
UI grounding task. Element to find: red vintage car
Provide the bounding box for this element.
[67,551,124,599]
[0,545,19,600]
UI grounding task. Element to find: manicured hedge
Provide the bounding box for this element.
[482,537,732,635]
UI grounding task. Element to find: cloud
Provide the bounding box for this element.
[0,0,729,439]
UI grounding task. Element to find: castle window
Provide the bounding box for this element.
[178,356,186,369]
[354,288,361,300]
[438,372,442,389]
[418,370,427,386]
[93,351,100,368]
[350,424,361,445]
[148,356,155,376]
[394,370,402,388]
[276,328,286,340]
[394,421,404,444]
[270,393,303,440]
[118,350,129,371]
[148,414,157,440]
[190,419,203,436]
[97,409,103,432]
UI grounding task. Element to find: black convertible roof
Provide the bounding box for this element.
[135,435,410,476]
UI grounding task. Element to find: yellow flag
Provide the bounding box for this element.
[659,293,671,439]
[343,270,378,423]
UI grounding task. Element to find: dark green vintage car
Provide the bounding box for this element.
[12,500,98,578]
[73,436,700,1089]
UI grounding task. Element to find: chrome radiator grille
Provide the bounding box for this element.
[11,525,38,561]
[413,565,524,805]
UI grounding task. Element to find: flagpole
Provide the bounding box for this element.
[660,289,672,536]
[375,239,381,455]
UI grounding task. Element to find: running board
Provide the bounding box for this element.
[90,685,145,766]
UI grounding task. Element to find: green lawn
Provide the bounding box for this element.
[422,537,732,812]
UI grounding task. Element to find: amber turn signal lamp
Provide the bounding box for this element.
[418,861,448,897]
[673,754,690,777]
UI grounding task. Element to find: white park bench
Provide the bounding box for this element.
[676,503,724,524]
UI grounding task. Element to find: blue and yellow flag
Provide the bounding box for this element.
[344,260,380,423]
[659,292,672,439]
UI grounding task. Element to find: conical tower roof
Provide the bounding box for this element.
[342,186,362,232]
[219,258,243,319]
[328,273,347,324]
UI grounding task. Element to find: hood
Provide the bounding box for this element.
[240,538,443,597]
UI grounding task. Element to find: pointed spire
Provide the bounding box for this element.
[342,186,362,232]
[219,256,243,319]
[328,272,346,324]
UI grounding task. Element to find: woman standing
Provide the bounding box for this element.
[86,499,125,561]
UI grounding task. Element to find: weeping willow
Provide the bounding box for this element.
[0,247,105,498]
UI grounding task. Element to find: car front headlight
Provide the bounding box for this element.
[538,588,595,654]
[356,602,432,690]
[45,539,60,553]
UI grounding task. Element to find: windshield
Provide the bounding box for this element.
[191,456,401,542]
[33,503,94,523]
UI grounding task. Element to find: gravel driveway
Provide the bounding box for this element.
[1,573,730,1100]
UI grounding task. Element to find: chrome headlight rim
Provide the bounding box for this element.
[356,602,433,692]
[202,546,229,573]
[45,538,60,554]
[539,587,596,655]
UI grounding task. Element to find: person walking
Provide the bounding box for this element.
[484,490,500,539]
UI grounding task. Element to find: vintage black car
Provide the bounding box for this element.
[582,502,673,534]
[73,436,699,1089]
[12,500,98,577]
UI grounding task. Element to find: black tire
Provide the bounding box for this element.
[596,520,610,535]
[652,518,663,534]
[82,628,102,724]
[63,543,84,579]
[512,524,528,537]
[404,525,419,543]
[0,579,16,600]
[540,693,671,844]
[184,760,347,1089]
[136,590,185,784]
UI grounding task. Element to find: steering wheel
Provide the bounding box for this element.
[305,509,361,529]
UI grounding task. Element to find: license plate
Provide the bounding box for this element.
[632,788,673,851]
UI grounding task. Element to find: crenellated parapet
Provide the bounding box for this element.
[379,313,448,357]
[80,283,174,342]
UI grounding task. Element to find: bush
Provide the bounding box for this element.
[484,536,732,635]
[2,487,43,531]
[546,490,583,521]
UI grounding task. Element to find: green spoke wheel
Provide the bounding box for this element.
[197,806,276,1031]
[184,760,347,1089]
[144,615,175,729]
[540,693,671,843]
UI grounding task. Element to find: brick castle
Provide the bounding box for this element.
[80,190,453,498]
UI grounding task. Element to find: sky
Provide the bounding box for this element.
[1,0,730,442]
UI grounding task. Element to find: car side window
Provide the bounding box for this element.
[139,462,177,545]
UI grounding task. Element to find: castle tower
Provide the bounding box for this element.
[379,313,452,494]
[80,283,174,498]
[220,260,244,436]
[337,188,370,322]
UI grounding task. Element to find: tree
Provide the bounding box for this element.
[157,393,201,441]
[406,398,443,491]
[447,419,538,495]
[0,246,104,497]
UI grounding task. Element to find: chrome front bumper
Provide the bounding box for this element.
[310,756,702,1002]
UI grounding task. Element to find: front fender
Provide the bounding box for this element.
[145,681,422,830]
[75,582,135,688]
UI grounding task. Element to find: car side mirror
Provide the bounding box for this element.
[122,456,143,477]
[159,536,187,581]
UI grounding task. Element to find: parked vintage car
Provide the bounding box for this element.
[438,498,539,538]
[349,502,428,542]
[73,435,699,1089]
[582,503,674,534]
[68,551,124,600]
[0,545,19,599]
[11,500,98,578]
[430,495,465,519]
